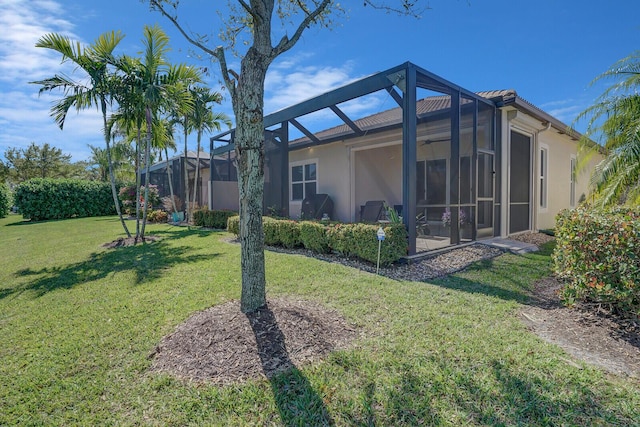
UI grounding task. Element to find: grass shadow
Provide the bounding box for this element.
[246,305,334,426]
[6,240,215,300]
[426,244,555,305]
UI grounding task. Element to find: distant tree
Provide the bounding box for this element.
[576,51,640,206]
[3,142,73,182]
[149,0,425,313]
[88,140,134,182]
[187,86,231,220]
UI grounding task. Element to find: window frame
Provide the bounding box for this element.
[539,144,549,211]
[570,154,576,208]
[290,159,318,202]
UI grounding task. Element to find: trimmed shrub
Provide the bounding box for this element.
[276,220,301,248]
[226,215,408,265]
[147,209,169,223]
[325,222,407,265]
[554,207,640,316]
[14,178,118,221]
[299,221,330,253]
[0,183,11,218]
[193,208,238,229]
[326,223,358,257]
[263,216,280,246]
[227,215,240,236]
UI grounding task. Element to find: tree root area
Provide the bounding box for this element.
[149,298,359,384]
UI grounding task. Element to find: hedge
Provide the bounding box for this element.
[226,215,408,265]
[14,178,119,221]
[192,208,237,229]
[0,183,11,218]
[553,207,640,316]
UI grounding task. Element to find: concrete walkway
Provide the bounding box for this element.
[479,237,539,255]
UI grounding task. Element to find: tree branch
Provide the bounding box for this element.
[272,0,332,58]
[148,0,237,98]
[363,0,431,17]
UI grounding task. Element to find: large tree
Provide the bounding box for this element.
[576,51,640,206]
[149,0,423,313]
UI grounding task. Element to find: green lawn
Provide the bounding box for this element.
[1,214,638,426]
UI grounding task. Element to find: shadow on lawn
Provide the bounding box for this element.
[376,359,622,425]
[6,239,215,300]
[427,245,555,305]
[247,305,334,426]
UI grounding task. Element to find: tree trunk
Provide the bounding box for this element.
[191,129,202,212]
[234,47,269,313]
[183,118,191,223]
[135,126,142,242]
[140,107,153,239]
[165,147,178,214]
[101,98,131,238]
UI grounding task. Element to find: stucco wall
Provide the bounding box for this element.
[288,142,350,221]
[535,130,600,230]
[353,144,402,219]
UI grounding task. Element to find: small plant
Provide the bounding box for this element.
[161,195,183,212]
[118,184,159,215]
[147,209,168,223]
[384,203,401,224]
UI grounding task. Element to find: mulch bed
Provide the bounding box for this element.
[521,276,640,379]
[102,235,160,248]
[149,298,360,384]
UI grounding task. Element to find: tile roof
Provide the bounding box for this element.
[290,90,519,147]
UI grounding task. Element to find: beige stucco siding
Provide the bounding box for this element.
[288,141,350,220]
[534,130,601,230]
[353,144,402,219]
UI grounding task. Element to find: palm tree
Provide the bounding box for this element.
[88,139,134,182]
[32,31,132,237]
[576,51,640,206]
[188,86,232,219]
[117,25,200,239]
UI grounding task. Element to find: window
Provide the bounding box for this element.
[539,146,548,209]
[291,162,316,201]
[570,155,576,207]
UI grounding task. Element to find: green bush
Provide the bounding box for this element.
[326,223,358,257]
[326,222,407,265]
[277,220,301,248]
[147,209,169,223]
[227,215,240,236]
[262,216,280,246]
[226,215,408,265]
[118,184,159,215]
[193,208,238,229]
[299,221,330,253]
[14,178,118,221]
[554,207,640,316]
[0,183,11,218]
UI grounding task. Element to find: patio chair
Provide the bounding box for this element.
[301,193,334,220]
[359,200,385,222]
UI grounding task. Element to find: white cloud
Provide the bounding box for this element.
[0,0,102,161]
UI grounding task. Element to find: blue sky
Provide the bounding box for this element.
[1,0,638,162]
